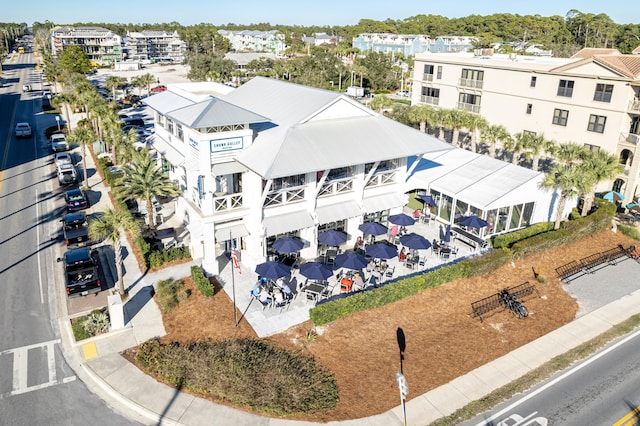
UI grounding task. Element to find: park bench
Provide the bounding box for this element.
[555,260,584,283]
[470,281,539,322]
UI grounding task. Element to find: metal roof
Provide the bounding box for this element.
[143,91,194,115]
[167,98,269,128]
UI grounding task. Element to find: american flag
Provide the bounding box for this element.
[231,247,241,274]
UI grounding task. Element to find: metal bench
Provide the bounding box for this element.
[451,226,489,250]
[555,260,584,283]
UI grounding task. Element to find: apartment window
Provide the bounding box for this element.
[557,79,574,97]
[552,109,569,126]
[423,64,434,75]
[584,143,600,152]
[530,76,537,87]
[523,130,536,136]
[593,83,613,102]
[587,114,607,133]
[461,68,484,81]
[526,103,532,114]
[436,65,442,79]
[422,87,440,98]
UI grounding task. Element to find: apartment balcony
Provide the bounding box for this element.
[420,95,439,106]
[619,132,640,146]
[264,187,305,207]
[628,99,640,113]
[422,73,434,82]
[318,178,354,197]
[456,102,481,114]
[458,78,484,89]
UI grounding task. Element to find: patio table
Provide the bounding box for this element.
[303,282,325,302]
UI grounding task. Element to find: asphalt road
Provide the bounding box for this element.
[461,328,640,426]
[0,52,138,425]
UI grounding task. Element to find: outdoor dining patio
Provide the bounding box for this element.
[213,207,488,337]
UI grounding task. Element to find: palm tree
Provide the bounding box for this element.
[138,73,156,95]
[508,132,532,165]
[431,108,447,141]
[67,126,95,189]
[540,164,585,230]
[89,208,140,295]
[481,124,510,158]
[51,92,77,132]
[104,75,127,101]
[117,150,180,229]
[465,113,488,153]
[369,95,395,114]
[522,133,555,171]
[580,149,623,216]
[442,109,466,147]
[407,104,435,133]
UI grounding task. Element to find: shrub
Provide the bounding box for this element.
[148,246,191,268]
[191,265,214,297]
[136,338,339,415]
[84,311,110,335]
[157,279,188,312]
[619,224,640,241]
[71,318,91,341]
[491,222,554,249]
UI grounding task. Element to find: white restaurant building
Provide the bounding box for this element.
[411,48,640,202]
[144,77,564,275]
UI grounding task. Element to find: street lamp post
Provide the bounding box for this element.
[396,371,408,426]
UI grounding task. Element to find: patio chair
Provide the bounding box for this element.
[418,257,426,268]
[325,249,337,266]
[340,278,353,293]
[321,282,336,299]
[385,265,395,277]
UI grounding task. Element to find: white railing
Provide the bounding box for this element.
[456,102,481,114]
[620,132,640,145]
[628,99,640,112]
[318,179,354,197]
[422,73,433,82]
[263,187,305,207]
[213,194,243,212]
[420,95,439,106]
[458,78,483,89]
[365,171,396,188]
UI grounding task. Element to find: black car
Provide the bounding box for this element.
[64,189,88,212]
[61,212,91,248]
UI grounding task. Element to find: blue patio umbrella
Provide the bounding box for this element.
[334,252,369,270]
[272,236,304,253]
[317,229,348,247]
[418,194,437,207]
[439,224,451,243]
[388,213,416,226]
[358,221,388,236]
[627,203,640,213]
[299,262,334,281]
[255,261,291,280]
[458,215,488,229]
[597,191,623,203]
[399,233,432,250]
[365,242,399,259]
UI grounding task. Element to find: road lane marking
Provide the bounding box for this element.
[474,328,640,426]
[35,189,44,304]
[613,405,640,426]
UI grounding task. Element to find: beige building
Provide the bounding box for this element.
[412,48,640,201]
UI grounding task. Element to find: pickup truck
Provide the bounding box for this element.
[57,247,101,298]
[61,212,91,248]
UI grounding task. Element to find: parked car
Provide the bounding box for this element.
[57,163,78,186]
[150,85,167,93]
[54,151,72,167]
[64,189,88,212]
[57,247,101,298]
[50,133,69,152]
[22,84,32,92]
[122,117,145,127]
[15,122,32,138]
[60,212,91,248]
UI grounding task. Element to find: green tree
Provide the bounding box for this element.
[89,208,141,295]
[540,164,584,230]
[481,124,510,158]
[104,75,128,101]
[58,45,92,74]
[67,125,96,189]
[117,151,180,229]
[522,133,555,171]
[465,113,488,153]
[580,149,623,216]
[369,95,395,114]
[407,104,435,133]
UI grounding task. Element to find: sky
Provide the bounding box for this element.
[7,0,636,27]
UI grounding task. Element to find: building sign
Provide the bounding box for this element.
[189,138,199,150]
[211,137,243,153]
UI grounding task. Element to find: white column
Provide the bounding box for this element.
[200,221,220,276]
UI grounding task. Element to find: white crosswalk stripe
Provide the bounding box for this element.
[0,339,76,399]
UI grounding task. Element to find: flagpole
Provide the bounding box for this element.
[230,230,238,327]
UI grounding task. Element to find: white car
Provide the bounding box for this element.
[15,122,32,138]
[50,133,69,152]
[54,152,72,167]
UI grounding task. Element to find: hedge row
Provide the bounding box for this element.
[309,200,616,326]
[191,265,214,297]
[136,338,339,415]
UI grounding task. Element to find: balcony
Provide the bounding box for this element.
[458,78,484,89]
[456,102,481,114]
[420,95,439,106]
[318,178,354,197]
[422,73,434,82]
[213,193,243,212]
[619,132,640,145]
[264,187,305,207]
[365,171,396,188]
[629,99,640,113]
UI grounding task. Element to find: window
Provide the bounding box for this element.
[557,79,574,97]
[421,87,440,98]
[552,109,569,126]
[587,114,607,133]
[436,65,442,79]
[461,68,484,81]
[593,84,613,102]
[423,64,434,74]
[530,76,537,87]
[526,103,532,114]
[584,144,600,152]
